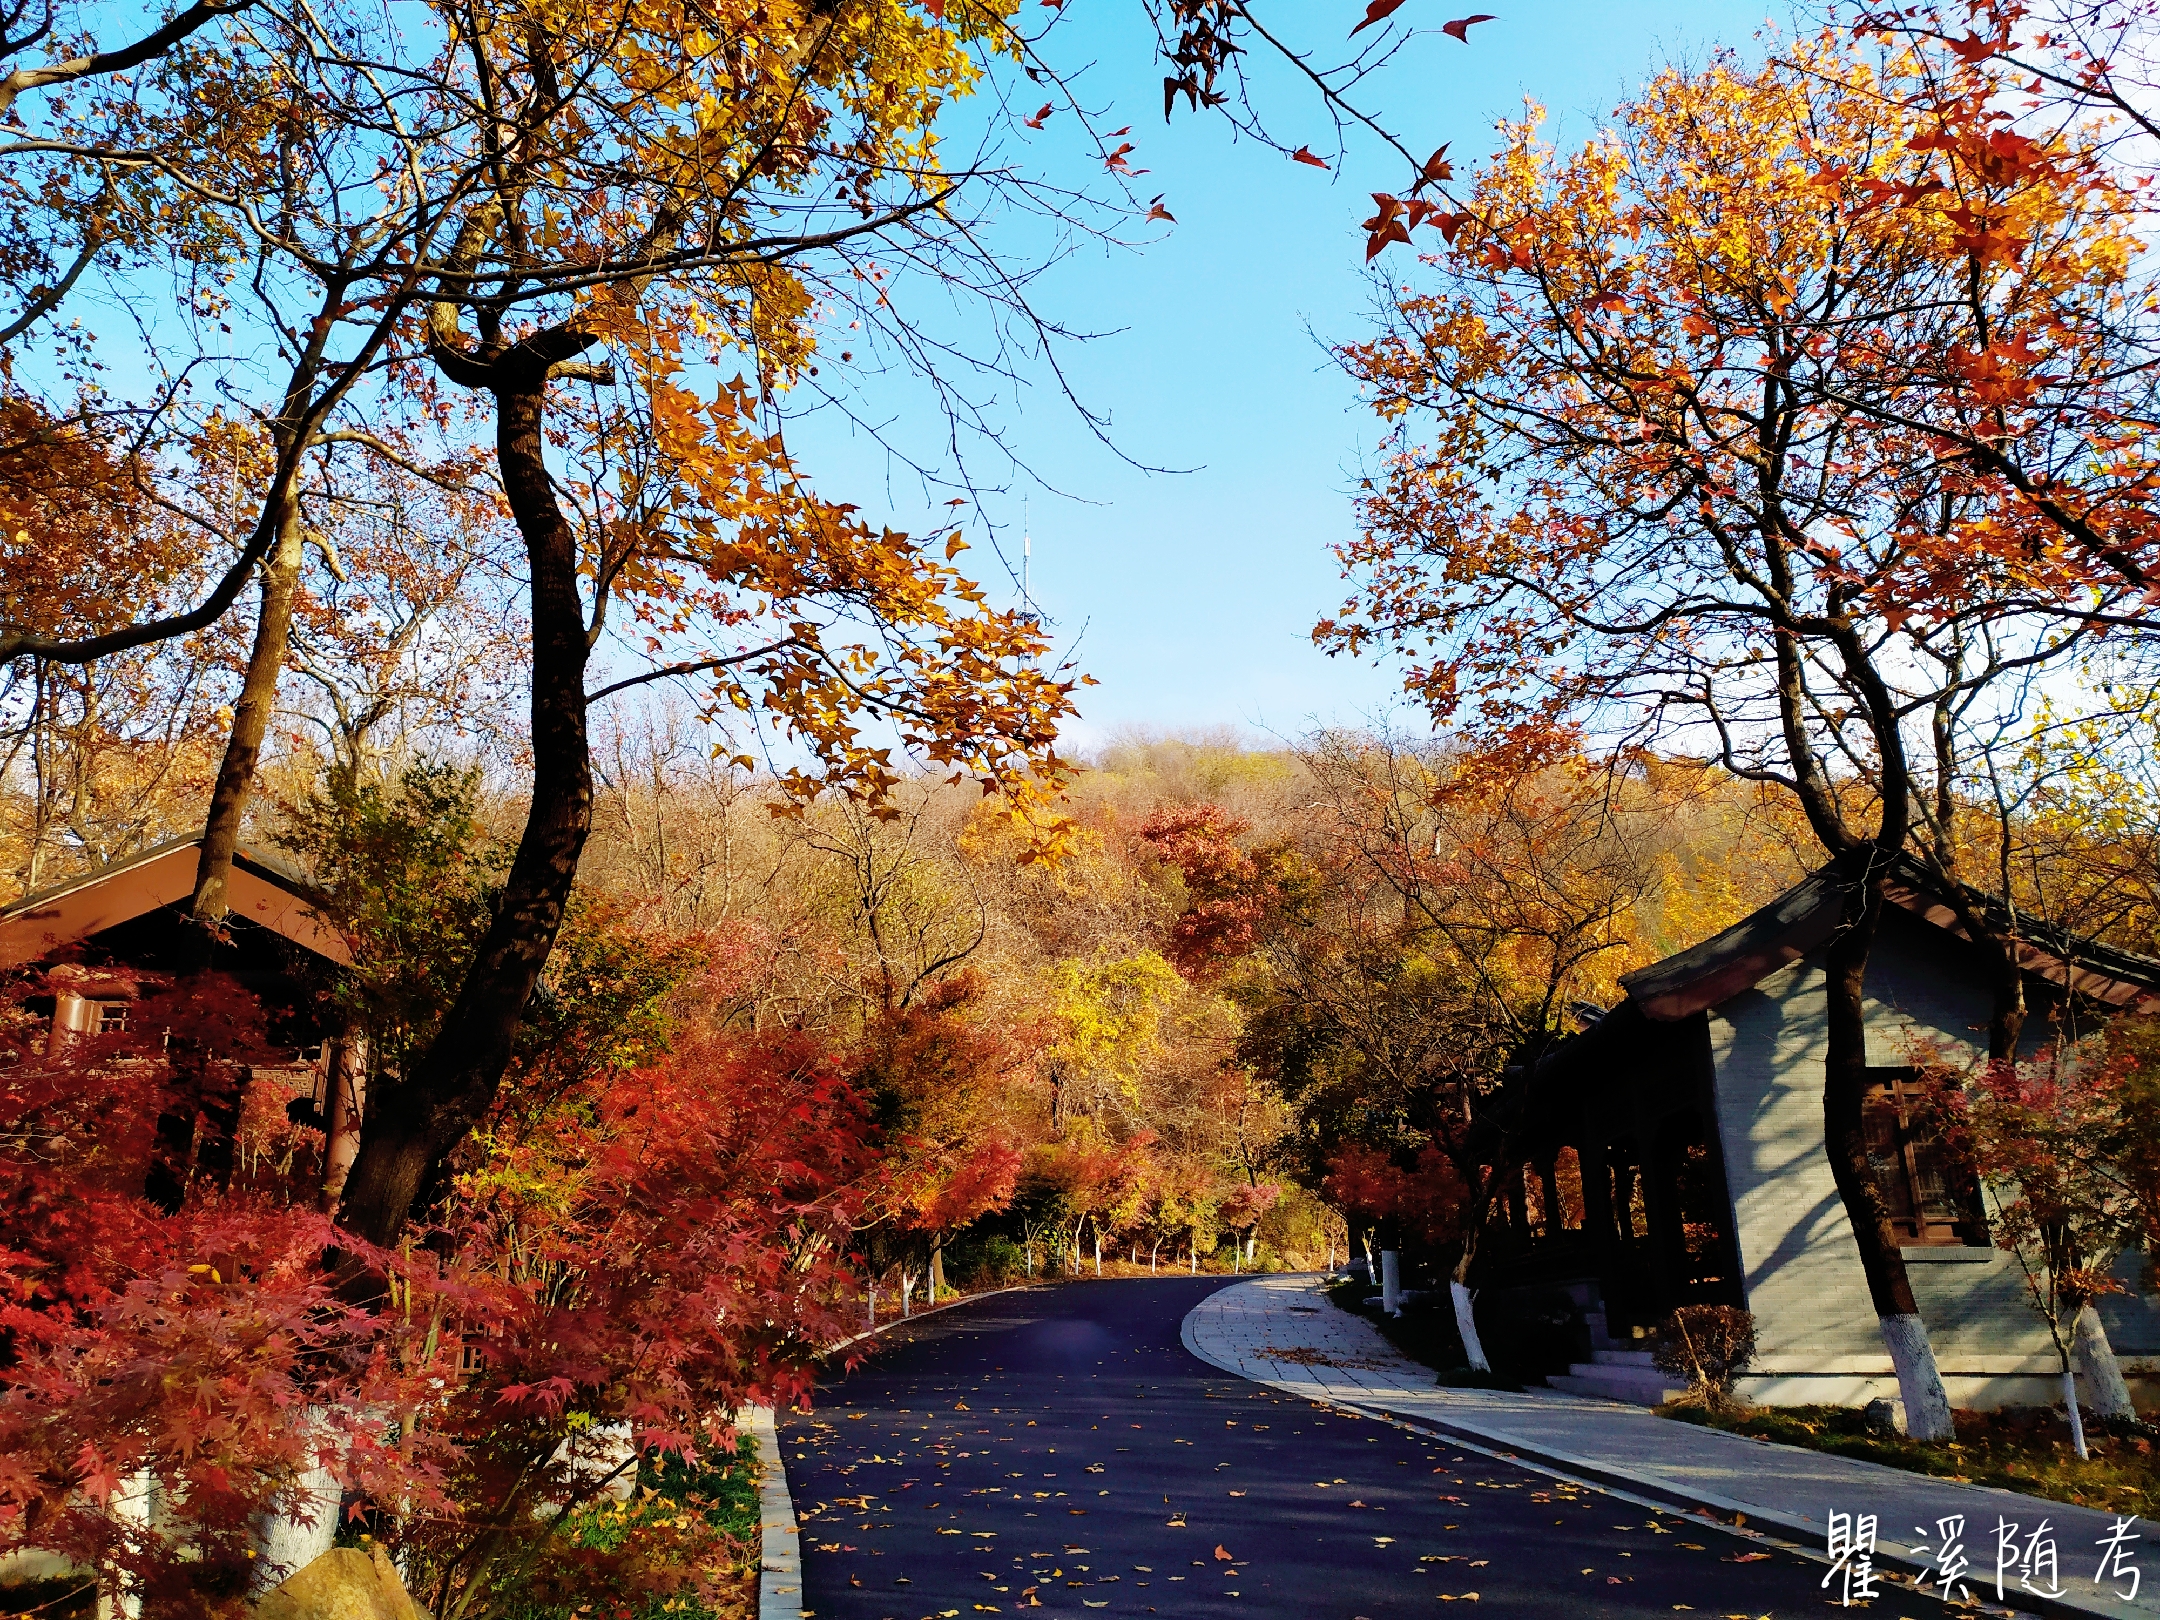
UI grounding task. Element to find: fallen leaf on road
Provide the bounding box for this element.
[1347,1499,1368,1508]
[1214,1545,1233,1561]
[1373,1537,1394,1546]
[1228,1490,1246,1497]
[1726,1553,1770,1563]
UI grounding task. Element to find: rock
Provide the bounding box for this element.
[254,1545,430,1620]
[1862,1397,1902,1437]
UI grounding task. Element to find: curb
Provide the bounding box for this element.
[824,1282,1044,1356]
[1179,1286,2102,1620]
[749,1405,801,1620]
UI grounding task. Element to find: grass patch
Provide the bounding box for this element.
[1322,1278,1520,1390]
[1663,1402,2160,1520]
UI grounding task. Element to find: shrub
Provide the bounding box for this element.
[952,1235,1028,1288]
[1652,1305,1757,1408]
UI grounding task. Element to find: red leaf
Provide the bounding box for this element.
[1442,12,1495,41]
[1215,1544,1234,1561]
[1291,146,1329,169]
[1146,195,1176,223]
[1351,0,1409,36]
[1023,103,1054,130]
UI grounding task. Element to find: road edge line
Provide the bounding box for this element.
[750,1404,801,1620]
[825,1282,1044,1356]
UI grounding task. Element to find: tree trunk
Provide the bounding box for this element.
[2073,1303,2138,1423]
[930,1234,945,1303]
[192,494,306,932]
[1449,1233,1490,1372]
[336,371,593,1251]
[319,1024,368,1212]
[1822,869,1956,1440]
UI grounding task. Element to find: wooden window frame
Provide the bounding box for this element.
[1863,1066,1985,1246]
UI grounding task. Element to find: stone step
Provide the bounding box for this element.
[1547,1362,1685,1407]
[1590,1349,1657,1367]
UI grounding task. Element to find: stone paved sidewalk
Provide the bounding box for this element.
[1182,1274,2160,1620]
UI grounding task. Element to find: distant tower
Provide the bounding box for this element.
[1021,500,1038,632]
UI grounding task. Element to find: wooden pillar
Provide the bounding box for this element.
[1641,1115,1690,1308]
[1582,1142,1615,1248]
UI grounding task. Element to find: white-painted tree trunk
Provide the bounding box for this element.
[559,1420,638,1505]
[1381,1250,1402,1317]
[2073,1304,2138,1422]
[1093,1232,1101,1276]
[900,1272,915,1317]
[2064,1365,2090,1459]
[110,1466,156,1620]
[250,1410,346,1591]
[1450,1282,1490,1373]
[1879,1314,1955,1441]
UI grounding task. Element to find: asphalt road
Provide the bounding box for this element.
[778,1276,1933,1620]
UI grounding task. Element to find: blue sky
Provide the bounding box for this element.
[783,1,1782,751]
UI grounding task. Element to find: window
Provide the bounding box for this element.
[95,1001,128,1034]
[1863,1068,1984,1246]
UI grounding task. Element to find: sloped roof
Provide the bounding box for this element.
[1618,850,2160,1023]
[0,835,350,968]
